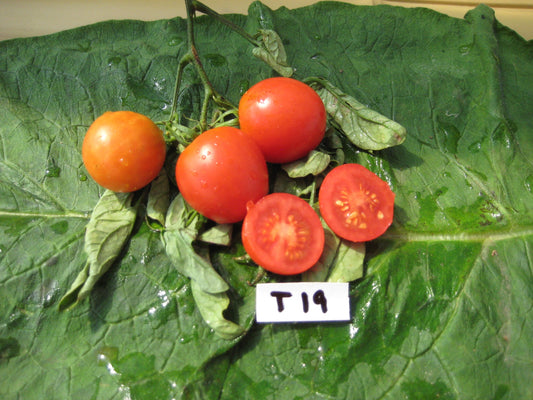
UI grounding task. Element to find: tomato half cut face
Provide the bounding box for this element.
[242,193,325,275]
[319,163,395,242]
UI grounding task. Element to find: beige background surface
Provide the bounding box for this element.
[1,0,532,41]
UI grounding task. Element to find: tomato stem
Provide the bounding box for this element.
[190,0,260,46]
[247,267,267,286]
[309,179,317,206]
[169,52,193,121]
[169,0,294,142]
[168,0,238,136]
[185,0,221,131]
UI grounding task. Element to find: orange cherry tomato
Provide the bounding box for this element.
[82,111,166,192]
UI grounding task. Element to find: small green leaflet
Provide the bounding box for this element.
[252,29,294,77]
[162,194,245,339]
[198,223,233,246]
[59,190,137,310]
[146,169,170,227]
[162,194,228,294]
[191,280,246,340]
[327,240,365,283]
[303,222,365,283]
[282,150,331,178]
[308,78,407,151]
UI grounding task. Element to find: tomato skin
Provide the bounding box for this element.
[242,193,325,275]
[82,111,166,192]
[319,163,395,242]
[238,77,327,164]
[176,127,269,224]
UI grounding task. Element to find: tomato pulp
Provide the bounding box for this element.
[242,193,325,275]
[319,163,395,242]
[238,77,327,164]
[82,111,166,192]
[176,126,269,224]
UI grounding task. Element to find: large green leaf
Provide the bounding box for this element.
[1,2,532,399]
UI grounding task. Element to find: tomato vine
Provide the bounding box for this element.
[62,0,408,341]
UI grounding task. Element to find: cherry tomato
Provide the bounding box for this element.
[319,163,395,242]
[82,111,166,192]
[242,193,325,275]
[176,126,269,224]
[238,77,327,164]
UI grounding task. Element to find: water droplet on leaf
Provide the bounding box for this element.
[96,346,120,376]
[459,44,472,55]
[238,79,250,95]
[437,120,460,153]
[107,56,122,67]
[0,337,21,360]
[45,164,60,178]
[152,77,166,92]
[77,39,91,52]
[492,121,514,149]
[468,141,482,153]
[205,54,227,67]
[50,221,68,234]
[525,175,533,193]
[168,37,183,46]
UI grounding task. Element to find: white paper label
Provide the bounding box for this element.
[255,282,350,323]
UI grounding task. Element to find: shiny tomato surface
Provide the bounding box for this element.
[82,111,166,192]
[238,77,326,163]
[176,126,269,224]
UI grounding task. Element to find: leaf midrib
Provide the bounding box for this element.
[384,225,533,243]
[0,210,89,219]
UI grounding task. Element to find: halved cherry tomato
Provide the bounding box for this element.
[319,163,395,242]
[242,193,325,275]
[238,77,327,163]
[82,111,166,192]
[176,126,269,224]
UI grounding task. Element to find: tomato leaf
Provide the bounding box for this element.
[162,194,229,294]
[198,223,233,246]
[245,1,293,77]
[282,150,331,178]
[308,77,407,151]
[272,169,318,199]
[302,223,342,282]
[327,240,365,283]
[146,169,170,227]
[191,280,246,340]
[162,195,246,339]
[59,190,137,310]
[303,222,365,283]
[252,29,294,77]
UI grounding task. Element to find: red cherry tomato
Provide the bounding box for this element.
[82,111,166,192]
[176,126,269,224]
[319,163,395,242]
[242,193,325,275]
[238,77,327,163]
